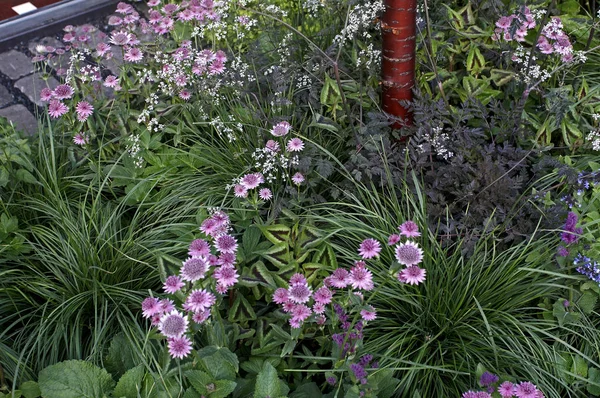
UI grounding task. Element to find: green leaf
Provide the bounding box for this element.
[38,360,115,398]
[186,370,213,395]
[253,363,288,398]
[588,367,600,395]
[113,365,145,398]
[105,334,137,379]
[559,0,580,14]
[572,355,589,379]
[228,293,257,323]
[197,346,239,380]
[578,291,598,314]
[553,299,580,326]
[290,382,322,398]
[15,169,36,184]
[259,224,291,245]
[0,168,9,187]
[20,381,41,398]
[280,340,296,357]
[211,380,238,398]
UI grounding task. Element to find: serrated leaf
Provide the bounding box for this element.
[186,370,213,395]
[105,334,137,379]
[260,224,291,245]
[229,292,257,323]
[211,380,237,398]
[252,261,276,287]
[490,69,514,86]
[254,363,288,398]
[113,365,145,398]
[38,360,115,398]
[290,382,322,398]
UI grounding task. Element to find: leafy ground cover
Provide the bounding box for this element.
[2,0,600,397]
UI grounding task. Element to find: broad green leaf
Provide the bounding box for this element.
[20,381,41,398]
[197,346,239,380]
[290,382,322,398]
[38,360,115,398]
[578,291,598,314]
[211,380,237,398]
[186,370,213,395]
[254,363,288,398]
[588,367,600,395]
[113,365,145,398]
[105,334,137,378]
[572,355,589,379]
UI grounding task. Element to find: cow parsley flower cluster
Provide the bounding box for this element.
[142,210,239,359]
[333,0,384,47]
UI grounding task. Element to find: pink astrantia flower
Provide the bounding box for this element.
[115,2,133,14]
[350,262,374,290]
[498,382,515,398]
[40,87,54,102]
[213,265,238,287]
[218,252,236,267]
[179,90,191,100]
[215,234,237,253]
[159,310,188,337]
[142,297,162,318]
[286,138,304,152]
[399,220,421,237]
[388,234,401,245]
[289,273,307,286]
[163,275,185,293]
[273,288,289,304]
[184,289,216,312]
[240,173,264,189]
[110,30,131,46]
[73,132,89,145]
[288,283,312,304]
[259,188,273,201]
[53,84,74,100]
[108,16,123,26]
[265,140,280,152]
[358,238,381,259]
[233,184,248,198]
[291,172,305,185]
[75,101,94,122]
[159,299,175,313]
[313,286,333,304]
[148,0,161,6]
[168,336,192,359]
[360,306,377,321]
[290,304,311,327]
[271,121,291,137]
[327,268,349,288]
[48,100,68,118]
[192,310,210,324]
[514,382,539,398]
[180,257,208,281]
[399,266,426,285]
[189,239,210,257]
[395,241,424,266]
[124,47,143,62]
[104,75,119,88]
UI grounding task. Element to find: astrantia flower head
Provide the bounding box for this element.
[189,239,210,257]
[233,184,248,198]
[360,306,377,321]
[159,310,188,337]
[358,238,381,259]
[292,172,305,185]
[259,188,273,201]
[395,241,424,266]
[159,298,175,313]
[48,100,68,118]
[141,297,162,318]
[124,47,143,62]
[265,140,280,152]
[313,286,333,304]
[514,382,539,398]
[110,30,132,46]
[399,265,426,285]
[75,101,94,122]
[218,252,236,267]
[192,310,210,324]
[240,173,264,189]
[168,336,192,359]
[180,257,208,281]
[288,283,312,303]
[327,268,349,288]
[498,382,515,398]
[350,262,374,290]
[213,264,238,288]
[286,138,304,152]
[399,220,421,237]
[104,75,119,88]
[271,121,291,137]
[388,234,401,245]
[53,84,74,100]
[163,275,185,293]
[73,132,89,145]
[184,289,216,312]
[215,234,237,253]
[40,87,54,102]
[273,288,289,304]
[289,273,307,286]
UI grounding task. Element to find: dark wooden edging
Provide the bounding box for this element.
[0,0,120,51]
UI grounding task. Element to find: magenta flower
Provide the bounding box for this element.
[218,252,236,267]
[240,173,264,189]
[40,88,54,102]
[163,275,185,293]
[179,90,191,100]
[273,288,289,304]
[192,310,210,324]
[215,234,238,253]
[289,273,307,286]
[395,241,424,266]
[514,382,539,398]
[313,302,326,314]
[109,30,131,46]
[213,265,238,288]
[360,306,377,321]
[189,239,210,257]
[115,2,133,14]
[48,100,68,118]
[313,286,333,304]
[291,172,305,185]
[387,234,401,245]
[124,47,143,62]
[108,16,123,26]
[288,283,312,304]
[399,220,421,237]
[184,289,216,312]
[104,75,119,88]
[159,299,175,313]
[168,336,192,359]
[350,262,374,290]
[53,84,74,100]
[180,257,208,281]
[286,138,305,152]
[73,132,89,145]
[233,184,248,198]
[399,266,426,285]
[498,382,515,398]
[358,238,381,259]
[75,101,94,122]
[290,304,311,327]
[259,188,273,201]
[265,140,280,152]
[159,310,188,337]
[141,297,162,318]
[271,121,291,137]
[327,268,349,288]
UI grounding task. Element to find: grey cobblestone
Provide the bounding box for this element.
[0,85,12,108]
[14,73,59,107]
[0,50,35,80]
[0,105,38,136]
